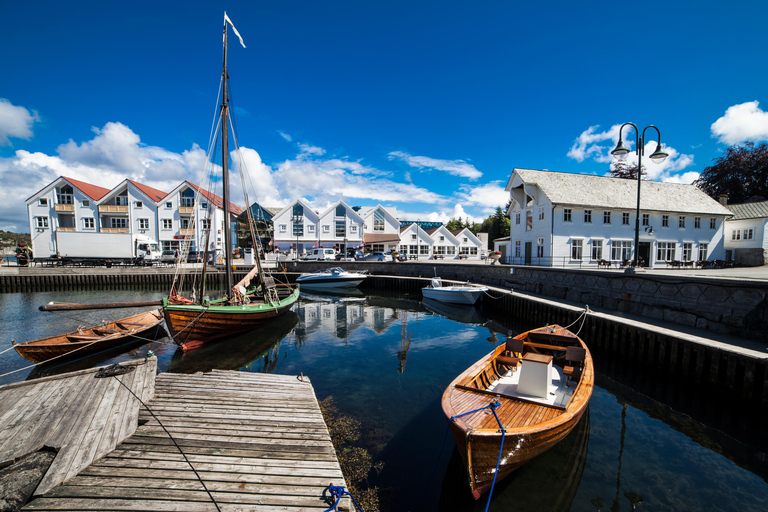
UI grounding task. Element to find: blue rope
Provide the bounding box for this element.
[484,401,507,512]
[324,485,365,512]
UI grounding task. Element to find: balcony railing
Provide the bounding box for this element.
[98,205,128,213]
[101,227,129,233]
[179,228,195,237]
[54,204,74,212]
[179,206,194,215]
[57,227,76,232]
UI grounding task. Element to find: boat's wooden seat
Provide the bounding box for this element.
[496,337,524,373]
[563,346,586,385]
[526,331,575,346]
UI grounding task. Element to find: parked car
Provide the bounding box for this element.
[161,250,178,264]
[304,248,336,261]
[363,251,392,262]
[187,251,204,263]
[336,249,363,261]
[397,254,408,262]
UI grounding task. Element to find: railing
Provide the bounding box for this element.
[57,227,76,232]
[98,205,128,213]
[179,206,194,215]
[54,204,74,212]
[101,227,129,234]
[179,228,195,237]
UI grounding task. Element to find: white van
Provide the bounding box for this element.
[304,248,336,261]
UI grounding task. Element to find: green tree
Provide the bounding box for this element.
[445,218,464,231]
[694,142,768,203]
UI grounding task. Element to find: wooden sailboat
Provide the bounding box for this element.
[13,309,165,364]
[441,324,593,499]
[162,14,300,351]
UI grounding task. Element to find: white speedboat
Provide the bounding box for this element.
[421,278,488,305]
[295,267,368,289]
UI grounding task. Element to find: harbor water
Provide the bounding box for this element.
[0,287,766,511]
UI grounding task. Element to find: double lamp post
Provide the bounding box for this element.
[610,123,669,271]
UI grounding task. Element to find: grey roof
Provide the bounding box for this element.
[510,168,733,216]
[726,200,768,220]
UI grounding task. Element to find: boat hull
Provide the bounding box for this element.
[441,324,594,498]
[294,276,366,289]
[163,286,300,350]
[422,286,487,305]
[13,309,165,365]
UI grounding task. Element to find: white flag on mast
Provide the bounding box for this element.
[224,12,246,48]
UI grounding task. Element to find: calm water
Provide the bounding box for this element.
[1,287,767,511]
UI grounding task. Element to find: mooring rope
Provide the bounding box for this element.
[563,305,591,336]
[105,362,222,512]
[409,400,506,511]
[323,485,365,512]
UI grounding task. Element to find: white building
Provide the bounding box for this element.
[271,199,322,255]
[360,205,402,254]
[503,168,732,268]
[724,199,768,265]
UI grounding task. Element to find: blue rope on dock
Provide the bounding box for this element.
[324,485,365,512]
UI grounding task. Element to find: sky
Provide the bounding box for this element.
[2,0,768,233]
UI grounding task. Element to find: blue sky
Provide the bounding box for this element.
[2,0,768,232]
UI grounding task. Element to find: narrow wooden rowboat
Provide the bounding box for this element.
[12,309,165,364]
[441,324,594,499]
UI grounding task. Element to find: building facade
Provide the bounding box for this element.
[723,199,768,266]
[503,168,732,268]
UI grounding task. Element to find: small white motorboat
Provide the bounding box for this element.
[421,277,488,305]
[295,267,368,289]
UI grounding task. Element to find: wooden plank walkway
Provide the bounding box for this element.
[0,358,156,497]
[24,369,349,511]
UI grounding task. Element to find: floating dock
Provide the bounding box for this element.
[0,361,347,511]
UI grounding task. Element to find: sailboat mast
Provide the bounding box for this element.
[221,21,234,296]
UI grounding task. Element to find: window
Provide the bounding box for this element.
[420,245,431,255]
[515,240,521,257]
[539,207,545,220]
[336,205,346,217]
[111,218,127,229]
[115,195,128,206]
[57,186,74,204]
[515,213,521,225]
[537,237,544,257]
[679,216,685,228]
[35,217,49,229]
[335,220,345,237]
[39,198,48,206]
[373,210,385,232]
[322,225,330,233]
[710,218,716,229]
[411,234,417,241]
[446,246,455,255]
[683,243,692,261]
[611,241,632,261]
[308,225,316,233]
[662,215,669,227]
[181,196,194,207]
[135,201,143,208]
[293,221,304,237]
[201,219,210,230]
[165,202,173,209]
[657,242,676,261]
[622,212,630,225]
[201,202,208,210]
[181,218,190,229]
[563,208,572,222]
[138,218,149,230]
[439,236,445,242]
[571,239,583,260]
[584,210,592,223]
[279,224,286,233]
[698,243,708,262]
[526,210,533,230]
[603,211,611,224]
[694,217,701,229]
[744,228,754,240]
[591,239,603,260]
[162,219,172,229]
[83,218,94,229]
[732,230,741,241]
[642,214,649,226]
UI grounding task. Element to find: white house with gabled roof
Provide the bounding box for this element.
[359,205,401,253]
[317,200,365,253]
[426,225,460,259]
[398,223,433,259]
[26,176,110,258]
[450,228,484,259]
[724,199,768,265]
[504,168,732,268]
[271,199,321,255]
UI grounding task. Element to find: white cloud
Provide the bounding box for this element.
[457,182,509,212]
[388,151,482,180]
[711,101,768,145]
[0,98,40,146]
[278,131,292,142]
[399,204,484,226]
[298,143,325,156]
[570,124,694,181]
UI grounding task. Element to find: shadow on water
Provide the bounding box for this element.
[166,311,299,374]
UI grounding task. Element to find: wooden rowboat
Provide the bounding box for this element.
[441,324,594,499]
[12,309,165,365]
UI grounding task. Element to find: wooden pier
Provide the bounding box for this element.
[1,362,347,511]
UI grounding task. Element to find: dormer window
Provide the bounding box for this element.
[135,201,143,208]
[82,200,90,207]
[39,198,48,206]
[166,202,173,209]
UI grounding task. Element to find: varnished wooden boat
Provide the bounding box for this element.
[12,309,165,364]
[441,324,594,499]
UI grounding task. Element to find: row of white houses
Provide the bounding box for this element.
[25,176,485,260]
[495,168,766,268]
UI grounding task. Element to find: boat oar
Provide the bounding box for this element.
[39,300,163,312]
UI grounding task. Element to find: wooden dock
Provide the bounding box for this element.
[0,358,156,496]
[22,368,348,511]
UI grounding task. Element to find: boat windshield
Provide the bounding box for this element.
[431,278,442,288]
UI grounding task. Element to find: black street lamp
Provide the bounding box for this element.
[611,123,669,270]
